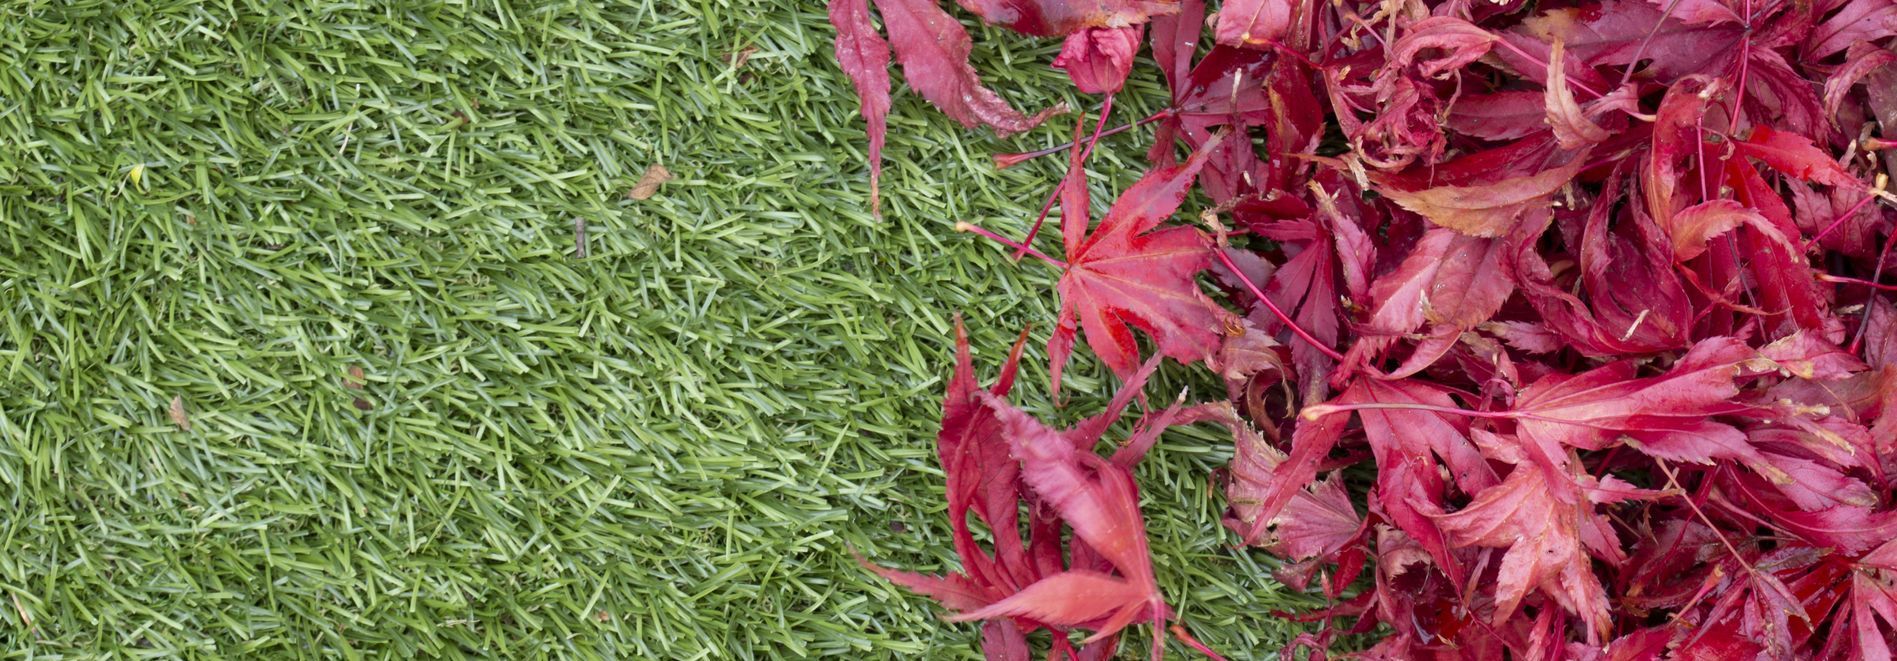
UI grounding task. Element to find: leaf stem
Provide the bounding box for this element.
[1014,94,1115,261]
[1655,460,1753,570]
[1617,0,1689,89]
[1803,191,1881,252]
[955,221,1068,268]
[1300,400,1515,421]
[1822,272,1897,291]
[1492,37,1605,99]
[1729,34,1753,133]
[1211,248,1345,362]
[1253,37,1321,69]
[1848,225,1897,353]
[992,103,1169,169]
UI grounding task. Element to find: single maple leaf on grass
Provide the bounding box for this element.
[1048,132,1236,394]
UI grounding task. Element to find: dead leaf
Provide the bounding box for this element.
[630,164,673,200]
[169,395,191,431]
[727,45,760,69]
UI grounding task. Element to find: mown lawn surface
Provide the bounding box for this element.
[0,1,1305,657]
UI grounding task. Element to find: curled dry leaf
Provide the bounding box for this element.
[629,164,673,200]
[1053,26,1144,94]
[168,395,190,431]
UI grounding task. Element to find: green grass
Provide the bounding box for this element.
[0,1,1307,657]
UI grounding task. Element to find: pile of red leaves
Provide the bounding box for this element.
[832,0,1897,657]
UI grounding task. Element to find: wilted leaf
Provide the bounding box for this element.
[629,164,673,200]
[168,395,190,431]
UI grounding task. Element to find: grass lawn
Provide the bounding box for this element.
[0,1,1306,657]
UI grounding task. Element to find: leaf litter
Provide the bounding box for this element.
[831,0,1897,656]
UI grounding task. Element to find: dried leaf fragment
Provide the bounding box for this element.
[726,45,759,69]
[168,395,191,431]
[629,164,673,200]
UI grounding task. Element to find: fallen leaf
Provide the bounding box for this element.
[168,395,190,431]
[1048,133,1233,394]
[629,164,673,200]
[1214,0,1295,48]
[1373,148,1590,237]
[829,0,891,214]
[726,45,760,69]
[1736,126,1860,189]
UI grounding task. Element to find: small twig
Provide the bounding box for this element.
[574,216,588,258]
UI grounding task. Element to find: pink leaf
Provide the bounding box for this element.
[1663,199,1790,261]
[1544,41,1609,149]
[1050,133,1234,393]
[1264,474,1364,560]
[1807,0,1897,59]
[1449,92,1550,141]
[1392,18,1498,78]
[863,562,998,613]
[1054,26,1144,94]
[954,0,1180,37]
[828,0,893,213]
[1822,43,1897,122]
[874,0,1056,135]
[1214,0,1294,48]
[948,570,1147,628]
[1429,467,1613,638]
[1735,126,1860,189]
[1643,0,1740,24]
[1373,148,1591,238]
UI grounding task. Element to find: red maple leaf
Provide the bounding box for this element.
[1048,133,1235,394]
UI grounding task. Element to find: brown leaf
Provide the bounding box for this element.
[168,395,191,431]
[726,45,759,69]
[629,164,673,200]
[345,365,366,389]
